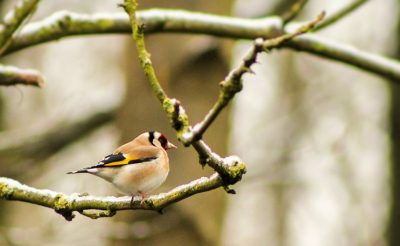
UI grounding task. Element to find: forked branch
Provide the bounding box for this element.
[180,12,325,146]
[0,0,41,55]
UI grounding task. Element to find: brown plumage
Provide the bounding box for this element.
[67,131,176,205]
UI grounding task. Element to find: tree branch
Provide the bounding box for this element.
[121,0,246,192]
[2,9,399,82]
[0,172,225,220]
[314,0,368,31]
[285,31,400,81]
[2,10,282,56]
[0,64,44,87]
[0,110,116,177]
[120,2,167,104]
[0,0,41,55]
[181,12,325,147]
[282,0,309,24]
[0,3,393,220]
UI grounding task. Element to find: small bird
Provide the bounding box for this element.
[67,131,177,206]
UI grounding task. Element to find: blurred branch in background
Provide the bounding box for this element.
[281,0,309,24]
[181,11,325,147]
[314,0,368,31]
[0,64,44,87]
[1,9,399,83]
[0,0,43,88]
[0,0,41,55]
[0,110,116,178]
[286,33,400,81]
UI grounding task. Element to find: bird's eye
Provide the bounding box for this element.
[158,135,168,149]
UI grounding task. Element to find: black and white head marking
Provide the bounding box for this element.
[149,131,168,150]
[149,131,156,146]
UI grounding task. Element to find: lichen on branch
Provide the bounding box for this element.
[0,173,228,221]
[121,0,246,194]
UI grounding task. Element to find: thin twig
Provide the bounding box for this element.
[285,27,399,80]
[120,2,167,104]
[282,0,309,24]
[0,64,44,87]
[181,12,325,146]
[314,0,368,31]
[0,0,41,56]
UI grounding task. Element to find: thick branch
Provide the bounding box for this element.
[3,10,282,56]
[0,173,224,220]
[2,10,399,83]
[0,64,44,87]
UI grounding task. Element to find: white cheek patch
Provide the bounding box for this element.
[153,132,161,139]
[87,168,98,173]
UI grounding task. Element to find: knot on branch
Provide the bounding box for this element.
[54,194,75,221]
[118,1,138,15]
[0,182,15,199]
[219,79,243,102]
[163,98,189,133]
[198,156,211,168]
[79,209,116,219]
[180,125,203,147]
[218,155,247,186]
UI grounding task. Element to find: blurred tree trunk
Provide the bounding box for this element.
[388,9,400,243]
[390,81,400,246]
[222,1,397,245]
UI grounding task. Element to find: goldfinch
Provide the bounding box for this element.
[67,131,176,205]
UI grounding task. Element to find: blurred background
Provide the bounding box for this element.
[0,0,398,245]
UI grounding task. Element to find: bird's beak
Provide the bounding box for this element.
[167,142,177,149]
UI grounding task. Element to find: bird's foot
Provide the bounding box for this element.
[139,191,148,206]
[130,192,148,208]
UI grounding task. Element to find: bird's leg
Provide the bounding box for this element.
[130,192,148,208]
[130,195,134,208]
[139,191,148,206]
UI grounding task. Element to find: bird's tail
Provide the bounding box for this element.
[66,170,88,174]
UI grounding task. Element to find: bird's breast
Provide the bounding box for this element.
[112,153,169,195]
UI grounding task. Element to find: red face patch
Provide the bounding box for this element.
[158,134,168,150]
